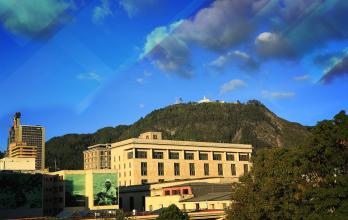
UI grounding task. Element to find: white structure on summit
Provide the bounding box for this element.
[198,96,212,103]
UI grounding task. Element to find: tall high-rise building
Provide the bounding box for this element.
[7,112,45,170]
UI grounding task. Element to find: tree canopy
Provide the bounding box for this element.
[227,111,348,220]
[156,204,189,220]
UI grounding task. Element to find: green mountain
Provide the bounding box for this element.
[45,100,312,170]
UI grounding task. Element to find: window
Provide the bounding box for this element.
[159,179,164,183]
[184,152,194,160]
[136,150,147,159]
[183,189,189,194]
[141,179,148,184]
[127,151,133,159]
[195,203,200,210]
[189,163,195,176]
[169,151,179,159]
[222,203,227,209]
[174,163,180,176]
[149,205,153,211]
[244,164,249,174]
[231,164,237,176]
[165,190,170,195]
[141,162,147,176]
[158,162,164,176]
[153,151,164,159]
[226,153,235,161]
[239,153,250,161]
[218,164,223,176]
[153,135,157,139]
[172,190,180,195]
[199,152,208,160]
[213,153,222,160]
[204,163,209,176]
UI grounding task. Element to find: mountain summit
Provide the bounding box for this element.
[46,100,311,170]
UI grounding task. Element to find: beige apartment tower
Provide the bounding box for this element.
[7,112,45,170]
[83,144,111,169]
[110,132,253,186]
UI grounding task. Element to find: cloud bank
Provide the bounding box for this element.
[0,0,72,38]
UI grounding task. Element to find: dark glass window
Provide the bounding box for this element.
[158,162,164,176]
[213,153,222,160]
[174,163,180,176]
[184,152,194,160]
[141,179,148,184]
[189,163,195,176]
[127,151,133,159]
[169,151,179,159]
[141,162,147,176]
[153,151,163,159]
[239,153,250,161]
[136,150,147,159]
[199,152,208,160]
[218,164,223,176]
[244,164,249,174]
[231,164,236,176]
[226,153,235,161]
[165,190,170,195]
[204,163,209,176]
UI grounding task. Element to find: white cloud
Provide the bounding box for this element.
[255,32,294,59]
[139,103,145,108]
[293,74,310,81]
[220,79,246,94]
[208,50,259,71]
[140,20,183,59]
[0,0,71,38]
[176,0,268,51]
[119,0,157,18]
[92,0,112,24]
[261,90,295,99]
[136,78,144,84]
[77,72,102,82]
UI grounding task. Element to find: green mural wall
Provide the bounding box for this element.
[65,174,85,207]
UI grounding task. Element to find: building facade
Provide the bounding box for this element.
[8,112,45,170]
[0,157,36,171]
[111,132,252,187]
[0,171,64,219]
[83,144,111,170]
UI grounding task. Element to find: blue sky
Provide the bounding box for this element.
[0,0,347,150]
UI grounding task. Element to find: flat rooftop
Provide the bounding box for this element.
[111,138,252,150]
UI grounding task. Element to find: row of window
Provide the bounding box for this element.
[127,150,250,161]
[140,162,248,177]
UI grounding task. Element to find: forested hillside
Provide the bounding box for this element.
[46,100,311,170]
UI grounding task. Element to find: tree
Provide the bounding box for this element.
[227,111,348,220]
[156,204,189,220]
[115,209,126,220]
